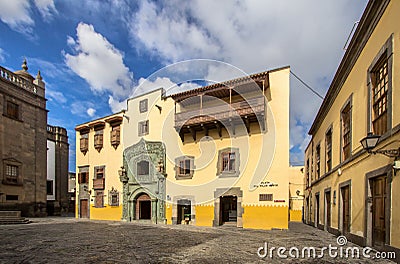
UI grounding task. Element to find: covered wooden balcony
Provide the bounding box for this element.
[171,71,270,142]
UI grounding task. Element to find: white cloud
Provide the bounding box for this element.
[86,107,96,117]
[33,0,57,21]
[0,0,34,36]
[64,23,134,99]
[0,48,5,63]
[47,89,67,104]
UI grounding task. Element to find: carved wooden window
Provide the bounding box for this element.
[325,128,332,172]
[137,160,149,176]
[94,130,103,152]
[6,101,19,120]
[217,148,240,177]
[175,156,194,180]
[371,58,389,135]
[139,99,148,113]
[78,172,89,184]
[341,102,351,161]
[138,120,149,136]
[259,194,273,201]
[110,125,120,148]
[95,166,104,179]
[80,133,89,154]
[316,144,320,179]
[109,187,119,206]
[94,191,104,208]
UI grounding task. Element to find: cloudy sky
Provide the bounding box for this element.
[0,0,368,170]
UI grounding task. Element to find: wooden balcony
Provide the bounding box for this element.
[175,97,266,141]
[93,178,105,190]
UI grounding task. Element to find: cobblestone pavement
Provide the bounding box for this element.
[0,218,397,263]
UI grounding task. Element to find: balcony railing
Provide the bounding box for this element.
[93,178,105,190]
[0,66,45,97]
[175,97,265,128]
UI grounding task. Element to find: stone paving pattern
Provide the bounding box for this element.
[0,218,396,263]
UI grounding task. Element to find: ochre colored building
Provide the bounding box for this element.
[304,0,400,255]
[76,66,298,230]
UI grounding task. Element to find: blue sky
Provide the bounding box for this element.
[0,0,368,171]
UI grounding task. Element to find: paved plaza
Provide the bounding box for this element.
[0,218,396,263]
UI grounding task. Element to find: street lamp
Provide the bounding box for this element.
[360,132,400,158]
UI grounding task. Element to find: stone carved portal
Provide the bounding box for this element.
[120,138,166,223]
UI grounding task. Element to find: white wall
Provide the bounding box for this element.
[47,140,56,201]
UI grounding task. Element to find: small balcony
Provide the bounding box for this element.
[93,178,105,190]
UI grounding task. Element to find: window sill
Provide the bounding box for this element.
[2,114,22,122]
[175,174,193,180]
[2,180,23,186]
[217,171,239,178]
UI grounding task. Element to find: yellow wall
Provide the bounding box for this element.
[243,205,288,229]
[90,205,123,221]
[75,112,124,219]
[194,205,214,227]
[305,0,400,248]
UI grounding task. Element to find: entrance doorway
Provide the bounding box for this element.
[220,196,237,224]
[80,199,88,218]
[177,199,191,224]
[325,191,331,229]
[136,193,151,220]
[315,193,320,227]
[341,185,350,234]
[372,175,387,248]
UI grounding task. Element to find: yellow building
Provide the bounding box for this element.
[76,66,298,230]
[75,112,124,220]
[304,0,400,254]
[289,166,304,222]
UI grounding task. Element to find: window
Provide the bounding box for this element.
[47,180,53,195]
[5,164,18,184]
[325,128,332,172]
[138,120,149,136]
[139,99,148,113]
[259,194,273,201]
[316,144,320,179]
[3,160,22,185]
[80,132,89,154]
[368,35,392,136]
[6,101,19,120]
[306,158,310,187]
[110,125,120,148]
[94,130,103,151]
[78,172,89,184]
[222,152,235,172]
[371,58,389,135]
[217,148,240,177]
[137,160,149,176]
[341,102,351,161]
[6,195,18,201]
[175,156,194,180]
[95,167,104,179]
[109,187,119,206]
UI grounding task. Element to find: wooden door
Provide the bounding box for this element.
[80,199,88,218]
[315,194,320,226]
[326,192,331,228]
[372,176,387,248]
[342,186,350,233]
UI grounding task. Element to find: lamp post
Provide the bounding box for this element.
[360,132,400,158]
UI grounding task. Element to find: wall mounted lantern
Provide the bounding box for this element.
[360,132,400,158]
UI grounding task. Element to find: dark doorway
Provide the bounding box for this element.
[136,193,151,220]
[372,175,387,249]
[139,201,151,219]
[220,196,237,224]
[80,199,88,218]
[341,185,350,234]
[325,191,331,228]
[177,199,191,224]
[315,193,320,227]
